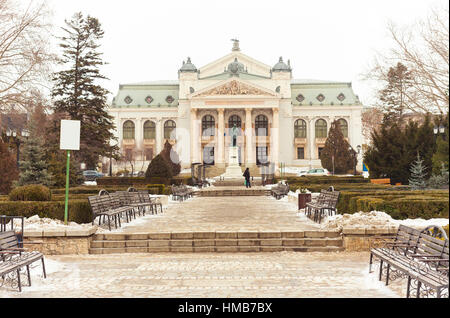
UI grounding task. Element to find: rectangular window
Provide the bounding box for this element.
[297,147,305,159]
[256,147,268,165]
[125,149,133,161]
[318,147,324,159]
[145,148,153,161]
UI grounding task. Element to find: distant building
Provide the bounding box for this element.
[108,41,364,172]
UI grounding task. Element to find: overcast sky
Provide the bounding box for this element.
[47,0,447,105]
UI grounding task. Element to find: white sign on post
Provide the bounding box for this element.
[60,120,81,150]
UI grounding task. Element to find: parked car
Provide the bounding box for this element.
[82,170,103,181]
[298,168,330,177]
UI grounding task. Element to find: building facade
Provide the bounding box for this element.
[108,41,364,173]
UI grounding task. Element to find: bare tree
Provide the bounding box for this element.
[0,0,54,113]
[361,106,384,143]
[364,4,449,115]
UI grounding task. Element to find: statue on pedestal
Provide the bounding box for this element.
[231,124,238,147]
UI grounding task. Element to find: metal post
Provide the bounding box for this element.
[64,150,71,225]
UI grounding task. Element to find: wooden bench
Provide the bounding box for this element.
[138,190,163,214]
[88,194,132,231]
[305,189,340,223]
[271,183,290,200]
[369,224,449,298]
[370,178,391,184]
[0,231,46,292]
[171,185,194,201]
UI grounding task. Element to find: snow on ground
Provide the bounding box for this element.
[281,166,309,175]
[83,181,97,186]
[320,211,449,231]
[12,215,94,231]
[0,258,72,296]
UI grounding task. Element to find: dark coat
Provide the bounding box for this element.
[243,169,250,180]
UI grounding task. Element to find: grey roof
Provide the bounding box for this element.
[290,80,361,106]
[272,57,291,72]
[179,57,198,72]
[122,80,179,86]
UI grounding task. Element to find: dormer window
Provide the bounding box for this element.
[316,94,325,102]
[145,96,153,104]
[337,93,346,102]
[296,94,305,103]
[166,95,175,104]
[124,96,133,104]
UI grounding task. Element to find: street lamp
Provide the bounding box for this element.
[349,145,358,176]
[434,125,445,135]
[5,128,28,168]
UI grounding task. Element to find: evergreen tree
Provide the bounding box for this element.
[51,12,119,169]
[432,114,449,174]
[16,121,53,186]
[0,138,19,194]
[378,63,414,125]
[364,114,435,184]
[145,154,173,184]
[160,140,181,176]
[428,163,449,189]
[408,153,427,190]
[320,120,355,174]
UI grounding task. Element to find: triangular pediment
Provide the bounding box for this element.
[199,51,272,78]
[192,79,277,98]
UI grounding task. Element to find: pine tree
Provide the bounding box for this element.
[160,140,181,176]
[320,120,355,174]
[16,121,53,186]
[51,12,119,169]
[378,62,414,125]
[409,153,428,190]
[0,138,19,194]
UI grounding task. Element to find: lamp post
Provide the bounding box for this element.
[434,125,445,137]
[5,128,29,168]
[349,145,360,176]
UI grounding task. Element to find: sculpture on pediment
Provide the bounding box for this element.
[198,80,273,96]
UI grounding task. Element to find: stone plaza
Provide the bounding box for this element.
[1,190,408,298]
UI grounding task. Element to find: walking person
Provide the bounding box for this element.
[243,168,251,188]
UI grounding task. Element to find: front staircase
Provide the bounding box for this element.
[89,231,344,254]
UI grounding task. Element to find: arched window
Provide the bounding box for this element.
[255,115,268,136]
[228,115,242,136]
[315,119,327,138]
[338,118,348,138]
[294,119,307,138]
[202,115,215,137]
[164,120,176,140]
[123,120,135,140]
[143,120,156,140]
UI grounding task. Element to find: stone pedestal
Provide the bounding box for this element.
[221,146,243,178]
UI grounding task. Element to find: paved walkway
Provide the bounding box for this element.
[116,195,320,233]
[1,252,402,298]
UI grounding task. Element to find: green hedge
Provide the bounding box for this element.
[289,183,390,193]
[336,190,449,220]
[0,200,92,224]
[50,186,148,195]
[276,176,369,185]
[96,177,147,186]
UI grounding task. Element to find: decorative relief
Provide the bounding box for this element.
[198,80,274,96]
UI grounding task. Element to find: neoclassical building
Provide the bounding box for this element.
[108,40,364,173]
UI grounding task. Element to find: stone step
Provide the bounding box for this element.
[89,246,345,254]
[198,189,271,197]
[93,231,342,241]
[90,238,343,248]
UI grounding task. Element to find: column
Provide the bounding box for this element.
[245,108,253,165]
[135,118,143,151]
[190,109,199,163]
[217,108,225,166]
[272,108,279,166]
[156,118,162,154]
[309,118,315,165]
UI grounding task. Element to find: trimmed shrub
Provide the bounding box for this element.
[9,185,52,201]
[0,200,92,224]
[145,154,172,185]
[275,176,369,185]
[96,177,147,186]
[50,186,148,195]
